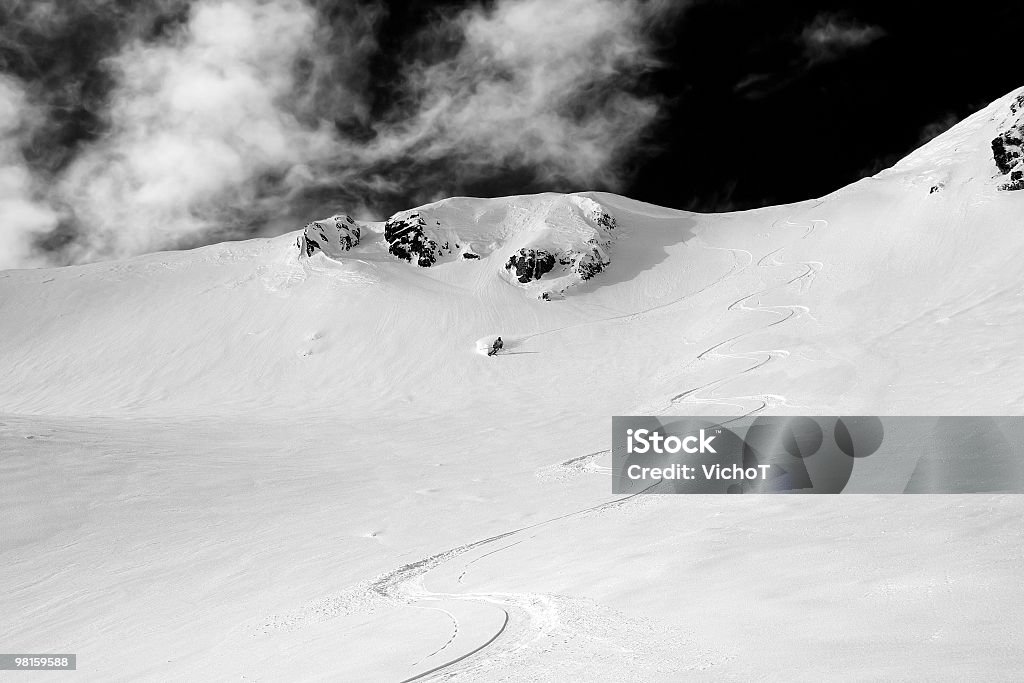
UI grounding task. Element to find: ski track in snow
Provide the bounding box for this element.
[534,449,611,481]
[11,95,1024,680]
[490,209,814,424]
[256,481,664,681]
[516,216,752,345]
[415,605,461,664]
[457,539,532,585]
[251,207,738,677]
[536,216,826,481]
[253,213,824,679]
[666,216,826,417]
[377,479,675,681]
[514,214,825,422]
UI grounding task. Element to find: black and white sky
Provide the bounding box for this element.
[0,0,1021,268]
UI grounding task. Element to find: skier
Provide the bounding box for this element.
[487,337,504,356]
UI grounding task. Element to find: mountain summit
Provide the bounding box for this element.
[298,194,618,299]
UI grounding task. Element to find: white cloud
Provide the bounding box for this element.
[57,0,353,262]
[362,0,674,192]
[0,76,60,270]
[1,0,679,267]
[801,14,884,63]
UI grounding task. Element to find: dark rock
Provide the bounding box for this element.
[506,249,556,283]
[593,209,617,232]
[500,199,616,292]
[571,250,608,280]
[462,252,480,260]
[296,214,360,257]
[992,97,1024,191]
[1011,94,1024,116]
[1002,169,1024,191]
[298,235,321,256]
[383,212,442,267]
[992,131,1023,175]
[553,245,609,281]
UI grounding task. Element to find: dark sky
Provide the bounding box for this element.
[1,0,1022,265]
[360,0,1024,211]
[630,0,1024,210]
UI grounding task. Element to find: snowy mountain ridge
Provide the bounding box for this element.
[881,85,1024,192]
[298,193,618,299]
[3,87,1024,419]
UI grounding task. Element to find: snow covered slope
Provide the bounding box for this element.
[2,88,1024,681]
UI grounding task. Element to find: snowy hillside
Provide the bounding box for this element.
[3,88,1024,680]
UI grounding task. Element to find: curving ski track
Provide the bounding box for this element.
[666,216,826,416]
[369,482,661,681]
[258,214,826,680]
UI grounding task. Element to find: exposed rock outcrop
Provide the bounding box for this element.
[293,195,618,299]
[383,211,460,267]
[296,214,361,258]
[992,94,1024,191]
[506,249,556,283]
[501,197,617,297]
